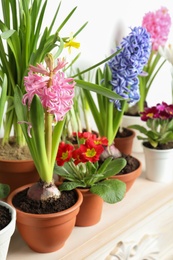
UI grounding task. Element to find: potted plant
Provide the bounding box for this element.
[129,102,173,183]
[0,0,88,191]
[6,41,125,253]
[54,131,127,226]
[122,6,172,152]
[82,26,151,154]
[0,183,16,260]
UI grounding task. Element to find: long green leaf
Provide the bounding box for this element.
[14,87,41,174]
[75,79,123,100]
[30,95,51,182]
[51,119,65,172]
[0,74,7,127]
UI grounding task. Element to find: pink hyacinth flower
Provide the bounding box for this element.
[142,7,171,51]
[23,58,75,122]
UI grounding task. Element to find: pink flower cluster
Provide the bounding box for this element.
[23,58,75,121]
[142,7,171,51]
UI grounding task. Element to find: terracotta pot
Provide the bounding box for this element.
[7,184,83,253]
[114,128,135,155]
[109,157,142,192]
[121,115,147,153]
[75,188,103,227]
[0,201,16,260]
[0,159,39,193]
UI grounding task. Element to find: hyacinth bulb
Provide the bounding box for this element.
[100,144,122,161]
[27,181,61,201]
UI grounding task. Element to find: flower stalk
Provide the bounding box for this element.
[82,26,151,145]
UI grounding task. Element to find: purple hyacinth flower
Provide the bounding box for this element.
[108,26,151,109]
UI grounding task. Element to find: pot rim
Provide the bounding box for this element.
[115,157,142,178]
[142,142,173,152]
[6,183,83,218]
[0,201,16,234]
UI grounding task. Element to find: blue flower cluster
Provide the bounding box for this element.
[108,26,151,110]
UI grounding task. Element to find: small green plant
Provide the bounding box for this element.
[129,102,173,148]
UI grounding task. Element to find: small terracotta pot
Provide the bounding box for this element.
[0,159,39,193]
[114,128,135,155]
[121,115,147,153]
[109,157,142,192]
[7,184,83,253]
[75,188,103,227]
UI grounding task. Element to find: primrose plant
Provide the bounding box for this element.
[129,102,173,148]
[54,132,127,204]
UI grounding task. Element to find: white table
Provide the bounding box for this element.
[7,153,173,260]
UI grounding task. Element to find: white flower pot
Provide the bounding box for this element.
[0,201,16,260]
[121,115,147,153]
[143,144,173,183]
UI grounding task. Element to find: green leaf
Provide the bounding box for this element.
[90,179,126,204]
[75,79,124,100]
[102,158,127,178]
[129,124,148,135]
[30,95,51,181]
[160,131,173,144]
[96,157,113,174]
[97,158,126,180]
[59,181,86,191]
[0,30,15,39]
[14,87,30,142]
[54,162,73,177]
[0,183,10,199]
[0,74,7,127]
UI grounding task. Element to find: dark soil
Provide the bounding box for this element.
[143,141,173,150]
[117,154,139,174]
[12,187,78,214]
[116,127,133,138]
[0,204,11,230]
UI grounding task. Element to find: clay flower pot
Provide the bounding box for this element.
[7,184,83,253]
[0,159,39,193]
[75,188,103,227]
[114,128,135,155]
[109,157,142,192]
[0,201,16,260]
[121,115,147,153]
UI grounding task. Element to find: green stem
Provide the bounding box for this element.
[45,111,53,164]
[106,98,113,145]
[111,100,127,145]
[51,119,65,172]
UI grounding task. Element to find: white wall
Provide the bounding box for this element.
[43,0,173,106]
[1,0,173,105]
